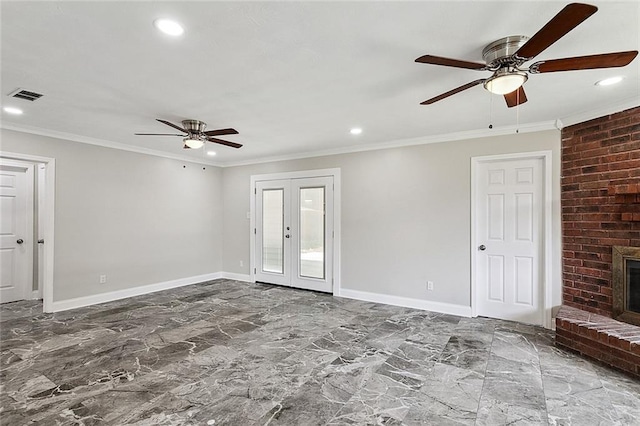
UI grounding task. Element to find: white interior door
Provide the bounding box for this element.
[255,176,334,293]
[0,160,34,304]
[475,157,543,325]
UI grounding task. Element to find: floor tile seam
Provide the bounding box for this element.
[536,336,556,425]
[322,369,405,425]
[473,323,496,426]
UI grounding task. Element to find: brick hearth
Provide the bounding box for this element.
[559,105,640,377]
[556,306,640,378]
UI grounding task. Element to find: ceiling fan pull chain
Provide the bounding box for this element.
[516,90,520,134]
[488,91,493,129]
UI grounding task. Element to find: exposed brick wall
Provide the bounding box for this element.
[561,106,640,317]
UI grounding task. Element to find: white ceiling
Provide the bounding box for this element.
[1,1,639,166]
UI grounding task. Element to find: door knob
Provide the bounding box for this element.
[478,244,486,251]
[17,239,24,244]
[285,234,290,239]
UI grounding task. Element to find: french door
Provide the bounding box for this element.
[255,176,334,293]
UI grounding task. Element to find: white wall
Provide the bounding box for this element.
[1,129,224,302]
[222,130,562,310]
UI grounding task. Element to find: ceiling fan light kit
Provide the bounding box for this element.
[183,137,204,149]
[484,68,528,95]
[415,3,638,108]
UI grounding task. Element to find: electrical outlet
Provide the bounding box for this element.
[240,260,244,267]
[99,274,107,284]
[427,281,434,291]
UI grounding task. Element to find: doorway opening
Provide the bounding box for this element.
[0,151,55,312]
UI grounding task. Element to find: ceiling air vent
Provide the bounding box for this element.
[8,88,43,102]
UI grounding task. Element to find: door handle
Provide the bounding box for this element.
[38,239,45,244]
[478,244,486,251]
[17,239,24,244]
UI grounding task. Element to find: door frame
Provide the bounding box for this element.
[250,168,341,296]
[471,151,552,328]
[0,151,56,313]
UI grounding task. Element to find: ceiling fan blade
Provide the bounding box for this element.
[203,128,239,137]
[420,79,486,105]
[530,50,638,73]
[504,86,528,108]
[156,119,188,133]
[514,3,598,61]
[415,54,487,70]
[206,137,243,149]
[134,133,185,136]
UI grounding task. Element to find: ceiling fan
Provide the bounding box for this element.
[415,3,638,108]
[135,119,242,149]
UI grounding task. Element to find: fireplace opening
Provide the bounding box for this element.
[613,246,640,326]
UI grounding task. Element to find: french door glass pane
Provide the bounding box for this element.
[299,187,325,279]
[262,189,284,274]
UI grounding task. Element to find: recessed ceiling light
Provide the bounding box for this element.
[153,19,184,36]
[206,151,217,156]
[350,128,362,135]
[3,106,23,115]
[595,76,623,86]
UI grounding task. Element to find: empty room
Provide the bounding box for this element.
[1,1,639,424]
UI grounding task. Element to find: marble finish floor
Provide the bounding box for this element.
[1,280,639,425]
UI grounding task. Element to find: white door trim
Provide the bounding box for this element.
[0,151,56,313]
[471,151,553,329]
[250,168,341,296]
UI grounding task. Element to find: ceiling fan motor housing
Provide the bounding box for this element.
[482,35,530,67]
[182,119,207,135]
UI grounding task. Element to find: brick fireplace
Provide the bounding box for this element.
[557,106,640,377]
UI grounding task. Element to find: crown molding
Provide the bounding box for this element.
[220,120,559,167]
[2,119,561,169]
[0,123,223,167]
[559,97,640,128]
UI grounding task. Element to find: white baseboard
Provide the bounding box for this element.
[338,288,472,318]
[50,272,223,313]
[219,272,252,282]
[31,290,42,300]
[48,273,470,317]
